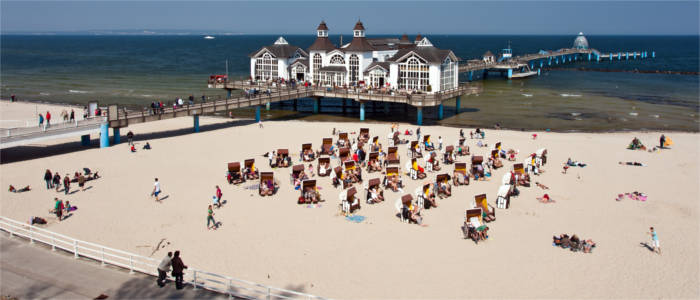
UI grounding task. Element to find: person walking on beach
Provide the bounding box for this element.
[171,251,187,289]
[215,186,222,208]
[63,174,71,195]
[45,111,51,128]
[152,178,162,202]
[659,134,666,149]
[157,252,172,287]
[648,227,661,255]
[416,127,421,142]
[10,94,15,102]
[54,198,63,221]
[207,205,218,229]
[52,172,61,192]
[438,136,443,151]
[44,169,53,189]
[78,173,86,191]
[259,119,263,128]
[38,113,44,129]
[69,109,75,123]
[127,131,134,146]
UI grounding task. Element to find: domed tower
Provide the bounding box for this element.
[573,32,589,50]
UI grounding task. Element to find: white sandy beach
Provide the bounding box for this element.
[0,100,85,129]
[0,101,698,299]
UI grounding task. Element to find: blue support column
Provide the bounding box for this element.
[359,102,365,121]
[540,60,543,68]
[255,106,261,122]
[227,89,232,99]
[537,68,541,76]
[416,107,423,125]
[468,71,473,82]
[529,63,533,69]
[610,53,613,61]
[313,98,319,114]
[266,102,270,111]
[548,57,552,65]
[507,69,513,79]
[437,103,443,120]
[193,115,200,132]
[588,53,591,61]
[626,52,629,60]
[100,123,110,148]
[618,52,621,60]
[112,127,120,145]
[652,51,655,58]
[81,134,90,146]
[455,96,461,114]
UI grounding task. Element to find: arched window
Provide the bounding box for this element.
[312,54,322,84]
[255,52,278,80]
[329,54,345,65]
[441,57,455,91]
[349,54,359,83]
[398,56,429,91]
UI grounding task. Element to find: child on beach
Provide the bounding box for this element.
[207,205,218,230]
[648,227,661,255]
[152,178,162,202]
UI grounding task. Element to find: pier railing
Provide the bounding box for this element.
[0,216,328,300]
[2,117,105,139]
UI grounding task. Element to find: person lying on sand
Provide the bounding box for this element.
[535,182,549,190]
[619,161,646,166]
[537,194,555,203]
[8,185,31,193]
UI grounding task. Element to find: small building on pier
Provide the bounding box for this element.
[574,32,589,50]
[248,20,460,94]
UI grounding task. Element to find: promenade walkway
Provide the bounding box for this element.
[0,234,227,299]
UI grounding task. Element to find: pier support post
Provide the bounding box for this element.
[293,99,298,111]
[112,127,120,145]
[507,69,513,79]
[313,98,319,114]
[468,71,473,82]
[610,53,613,61]
[193,115,200,132]
[81,134,90,146]
[537,68,541,76]
[255,106,261,122]
[455,96,461,114]
[634,52,637,59]
[227,89,232,99]
[626,52,629,60]
[548,57,552,65]
[587,53,591,61]
[540,60,543,68]
[99,123,110,148]
[652,51,655,58]
[359,102,365,121]
[618,53,621,60]
[266,102,270,111]
[416,107,423,126]
[529,63,533,70]
[437,103,443,120]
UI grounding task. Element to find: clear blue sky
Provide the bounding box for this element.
[2,1,698,35]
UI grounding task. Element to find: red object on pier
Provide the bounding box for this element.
[210,75,228,82]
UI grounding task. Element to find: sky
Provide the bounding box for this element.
[1,1,698,35]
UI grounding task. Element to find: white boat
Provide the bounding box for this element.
[510,65,538,79]
[204,35,215,40]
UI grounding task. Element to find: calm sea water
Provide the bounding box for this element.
[1,35,698,131]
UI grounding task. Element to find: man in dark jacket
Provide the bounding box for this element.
[171,251,188,289]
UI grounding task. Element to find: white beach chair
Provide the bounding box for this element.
[414,187,425,209]
[496,184,511,209]
[395,199,407,223]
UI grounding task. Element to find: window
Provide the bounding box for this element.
[330,54,345,65]
[349,54,359,83]
[255,52,278,81]
[398,56,430,91]
[312,54,322,84]
[368,69,386,88]
[441,57,455,91]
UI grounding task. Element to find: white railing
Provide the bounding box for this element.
[0,216,327,300]
[3,117,105,139]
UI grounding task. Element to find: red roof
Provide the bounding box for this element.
[317,21,328,31]
[353,21,365,31]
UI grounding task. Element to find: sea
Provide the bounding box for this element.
[1,34,698,132]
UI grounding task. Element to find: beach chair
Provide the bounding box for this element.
[364,178,383,204]
[340,187,360,214]
[320,138,333,155]
[496,184,512,209]
[491,150,503,169]
[390,131,400,147]
[457,138,469,156]
[339,147,350,163]
[370,136,381,152]
[383,166,403,191]
[259,172,277,196]
[338,132,350,148]
[475,194,496,222]
[397,194,414,223]
[513,163,530,187]
[423,135,434,151]
[367,152,380,173]
[387,147,400,165]
[358,128,369,142]
[426,152,441,172]
[409,158,427,180]
[300,179,320,204]
[227,162,244,185]
[333,166,350,189]
[453,163,469,186]
[290,164,305,184]
[443,146,455,164]
[436,174,450,198]
[536,148,547,166]
[277,149,290,168]
[301,143,315,162]
[344,160,362,183]
[243,159,259,180]
[463,208,484,242]
[317,156,331,177]
[409,141,422,158]
[471,156,485,179]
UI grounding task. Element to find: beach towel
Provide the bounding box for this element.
[345,215,365,223]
